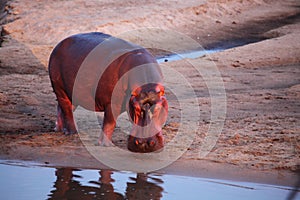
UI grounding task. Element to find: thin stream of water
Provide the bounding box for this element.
[156,38,264,63]
[156,49,221,63]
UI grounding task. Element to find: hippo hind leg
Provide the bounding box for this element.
[55,96,78,135]
[55,104,64,132]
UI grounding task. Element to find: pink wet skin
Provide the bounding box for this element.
[48,32,168,153]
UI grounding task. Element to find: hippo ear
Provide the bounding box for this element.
[156,84,165,97]
[131,86,141,97]
[160,87,165,96]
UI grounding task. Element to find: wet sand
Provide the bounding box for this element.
[0,0,299,187]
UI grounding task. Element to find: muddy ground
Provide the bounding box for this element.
[0,0,299,184]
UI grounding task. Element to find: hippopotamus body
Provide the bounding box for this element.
[48,32,168,153]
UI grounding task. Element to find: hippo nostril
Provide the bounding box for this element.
[148,139,156,147]
[134,138,139,146]
[134,138,144,146]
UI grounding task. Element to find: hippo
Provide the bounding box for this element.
[48,32,168,153]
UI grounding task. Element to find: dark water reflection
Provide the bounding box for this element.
[48,168,163,200]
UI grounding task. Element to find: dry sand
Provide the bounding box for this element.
[0,0,299,186]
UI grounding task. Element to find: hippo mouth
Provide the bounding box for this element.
[127,132,164,153]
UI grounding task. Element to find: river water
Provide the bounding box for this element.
[0,162,298,200]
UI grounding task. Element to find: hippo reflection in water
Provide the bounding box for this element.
[48,168,163,199]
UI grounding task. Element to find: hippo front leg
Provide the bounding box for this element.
[98,105,119,146]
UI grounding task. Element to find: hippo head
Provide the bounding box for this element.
[127,83,168,153]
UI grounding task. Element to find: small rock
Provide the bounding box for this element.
[0,92,7,103]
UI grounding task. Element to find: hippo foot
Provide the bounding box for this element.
[54,124,63,132]
[98,135,114,147]
[63,128,78,135]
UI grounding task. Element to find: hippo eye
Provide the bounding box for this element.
[155,86,164,96]
[140,93,146,99]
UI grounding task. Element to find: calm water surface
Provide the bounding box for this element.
[0,162,298,200]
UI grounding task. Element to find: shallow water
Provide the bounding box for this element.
[0,162,298,200]
[156,49,220,63]
[156,38,264,63]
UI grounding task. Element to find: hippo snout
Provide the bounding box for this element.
[127,132,164,153]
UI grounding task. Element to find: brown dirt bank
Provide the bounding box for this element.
[0,0,299,186]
